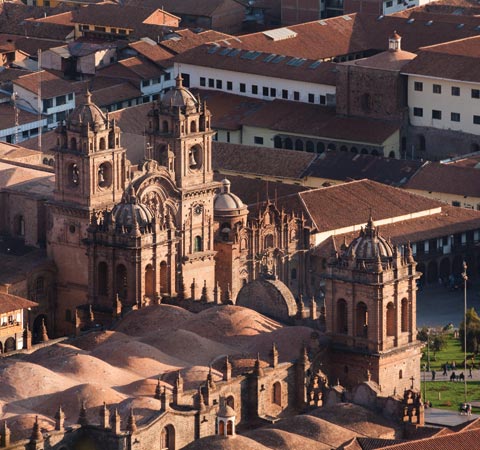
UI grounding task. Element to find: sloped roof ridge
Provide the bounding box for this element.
[418,34,480,52]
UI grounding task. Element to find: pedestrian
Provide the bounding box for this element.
[431,370,436,381]
[443,364,447,376]
[453,361,456,370]
[467,403,472,416]
[469,365,473,378]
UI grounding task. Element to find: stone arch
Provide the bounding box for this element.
[43,157,49,165]
[190,120,197,133]
[284,138,293,150]
[194,236,203,252]
[337,299,348,334]
[351,146,358,153]
[32,314,48,344]
[70,137,77,150]
[145,264,154,297]
[272,381,282,406]
[386,302,395,336]
[264,234,274,249]
[98,162,112,188]
[389,151,395,158]
[99,137,106,150]
[160,424,175,450]
[327,143,336,151]
[316,142,325,153]
[340,145,348,152]
[306,141,314,152]
[355,301,368,338]
[427,260,438,284]
[219,421,225,435]
[160,261,168,294]
[98,261,108,296]
[439,257,450,279]
[401,298,409,332]
[227,420,233,435]
[14,214,25,236]
[236,279,298,322]
[116,264,128,300]
[162,120,169,133]
[4,337,16,353]
[295,139,303,151]
[226,395,235,410]
[274,136,282,148]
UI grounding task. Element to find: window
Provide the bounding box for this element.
[451,112,460,122]
[308,93,315,103]
[56,95,67,106]
[433,84,442,94]
[240,83,246,93]
[141,79,151,87]
[262,87,269,96]
[270,87,276,97]
[194,236,203,252]
[282,89,288,99]
[165,72,171,81]
[200,77,206,87]
[252,85,258,94]
[432,110,441,120]
[451,86,460,96]
[414,81,423,91]
[43,98,53,111]
[472,89,480,99]
[474,115,480,125]
[386,0,392,6]
[227,81,232,91]
[413,107,423,117]
[208,78,214,88]
[293,91,300,101]
[319,95,326,105]
[68,93,73,100]
[216,79,222,89]
[254,136,264,145]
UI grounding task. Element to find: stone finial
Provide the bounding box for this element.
[310,297,317,320]
[213,282,221,304]
[224,356,232,381]
[374,251,383,273]
[191,278,197,300]
[300,344,309,364]
[253,353,264,377]
[175,370,183,393]
[99,402,109,429]
[160,386,170,411]
[113,294,122,318]
[126,408,137,433]
[30,416,43,443]
[88,304,94,323]
[207,366,216,390]
[405,242,414,264]
[366,369,371,382]
[270,342,278,368]
[55,406,65,431]
[200,280,209,302]
[154,378,162,400]
[224,284,232,303]
[23,324,32,350]
[110,409,121,434]
[1,421,11,447]
[78,401,88,426]
[198,388,206,412]
[39,318,49,342]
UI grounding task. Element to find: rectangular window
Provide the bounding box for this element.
[413,107,423,117]
[386,0,392,7]
[270,87,276,97]
[200,77,206,87]
[293,91,300,101]
[142,80,151,87]
[451,86,460,96]
[208,78,214,88]
[432,110,441,120]
[216,79,222,89]
[319,95,326,105]
[254,136,264,145]
[472,89,480,99]
[226,131,230,143]
[474,115,480,125]
[56,95,66,106]
[68,93,73,100]
[262,87,269,96]
[164,72,171,81]
[308,93,315,103]
[414,81,423,92]
[252,85,258,94]
[282,89,288,99]
[43,98,53,111]
[451,112,460,122]
[433,84,442,94]
[94,26,106,32]
[240,83,246,93]
[227,81,233,91]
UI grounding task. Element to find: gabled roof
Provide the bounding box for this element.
[129,39,175,67]
[14,70,74,98]
[159,29,233,54]
[95,56,164,84]
[0,292,38,314]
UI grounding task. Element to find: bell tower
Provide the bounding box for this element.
[323,218,422,393]
[145,76,219,296]
[48,92,128,336]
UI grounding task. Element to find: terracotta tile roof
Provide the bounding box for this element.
[0,103,43,129]
[193,88,265,131]
[14,70,74,98]
[160,29,232,54]
[0,67,31,85]
[92,82,142,107]
[212,141,317,179]
[31,10,74,26]
[0,292,38,314]
[402,36,480,82]
[174,44,337,86]
[304,151,423,186]
[343,49,417,71]
[15,37,65,56]
[298,179,442,232]
[404,161,480,197]
[95,57,164,84]
[129,39,175,67]
[240,100,400,145]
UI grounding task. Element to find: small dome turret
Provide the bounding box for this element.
[111,186,154,233]
[160,75,198,113]
[214,179,246,212]
[346,217,393,262]
[67,91,107,132]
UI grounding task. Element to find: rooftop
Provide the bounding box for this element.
[14,70,74,99]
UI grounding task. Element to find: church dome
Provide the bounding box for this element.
[214,179,245,212]
[161,75,198,112]
[112,186,154,233]
[67,91,107,131]
[217,403,235,418]
[346,217,393,260]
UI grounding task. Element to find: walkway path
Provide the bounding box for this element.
[425,407,479,426]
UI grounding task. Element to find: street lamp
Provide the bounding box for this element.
[462,261,468,403]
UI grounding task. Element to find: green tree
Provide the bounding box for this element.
[459,307,480,353]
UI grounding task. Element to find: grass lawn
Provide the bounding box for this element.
[422,381,480,412]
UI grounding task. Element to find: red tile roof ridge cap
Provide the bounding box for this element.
[418,34,480,52]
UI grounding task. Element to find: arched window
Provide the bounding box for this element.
[361,148,368,154]
[355,302,368,338]
[337,299,348,334]
[371,149,379,156]
[194,236,203,252]
[340,145,348,152]
[272,381,282,406]
[284,138,293,150]
[162,120,169,133]
[295,139,304,151]
[227,420,233,435]
[226,395,235,409]
[264,234,274,249]
[43,157,49,165]
[218,421,225,435]
[99,137,106,150]
[350,147,358,153]
[160,424,175,450]
[327,143,336,151]
[386,302,395,336]
[116,264,128,300]
[401,298,409,332]
[145,264,154,297]
[316,142,325,153]
[274,136,282,148]
[291,268,297,280]
[35,277,45,300]
[70,137,77,150]
[160,261,168,294]
[306,141,314,152]
[389,151,395,158]
[15,215,25,236]
[190,120,197,133]
[399,369,403,379]
[4,337,16,353]
[98,262,108,296]
[98,162,112,188]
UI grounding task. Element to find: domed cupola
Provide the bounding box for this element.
[160,74,198,114]
[67,91,107,133]
[214,179,248,238]
[345,217,393,271]
[111,186,154,234]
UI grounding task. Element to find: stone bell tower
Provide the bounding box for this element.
[48,92,128,335]
[323,218,422,393]
[145,76,220,297]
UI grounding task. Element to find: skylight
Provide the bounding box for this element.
[262,27,297,41]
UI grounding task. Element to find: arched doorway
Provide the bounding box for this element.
[274,136,282,148]
[227,420,233,435]
[272,381,282,406]
[284,138,293,150]
[160,425,175,449]
[145,264,154,297]
[439,258,450,280]
[32,314,48,344]
[427,261,438,284]
[4,337,15,353]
